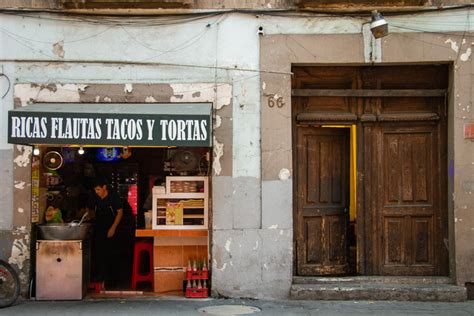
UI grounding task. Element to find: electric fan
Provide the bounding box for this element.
[43,151,64,170]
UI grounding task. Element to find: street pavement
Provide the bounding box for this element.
[1,297,473,316]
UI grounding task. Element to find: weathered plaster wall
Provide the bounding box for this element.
[0,0,295,10]
[260,34,365,295]
[0,10,244,295]
[0,9,289,298]
[10,81,234,295]
[0,0,472,10]
[382,32,474,286]
[260,10,474,290]
[10,144,32,294]
[0,149,13,230]
[1,8,474,299]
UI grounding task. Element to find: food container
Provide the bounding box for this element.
[144,211,152,229]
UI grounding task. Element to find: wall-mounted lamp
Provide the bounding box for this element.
[33,147,40,156]
[370,10,388,39]
[78,147,85,155]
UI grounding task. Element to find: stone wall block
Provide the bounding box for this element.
[232,177,261,229]
[212,176,233,230]
[262,179,292,229]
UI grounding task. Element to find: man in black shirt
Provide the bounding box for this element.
[88,178,123,286]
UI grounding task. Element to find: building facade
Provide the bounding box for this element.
[0,0,473,300]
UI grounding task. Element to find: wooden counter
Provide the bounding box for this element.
[135,229,209,294]
[135,229,208,237]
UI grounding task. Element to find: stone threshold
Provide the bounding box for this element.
[290,276,467,301]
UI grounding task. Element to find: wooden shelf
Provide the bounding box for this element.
[156,206,204,209]
[135,229,208,237]
[152,176,208,230]
[157,215,204,219]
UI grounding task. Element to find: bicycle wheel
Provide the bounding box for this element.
[0,260,20,308]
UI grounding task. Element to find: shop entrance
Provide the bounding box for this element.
[7,102,213,299]
[292,65,449,276]
[32,146,211,297]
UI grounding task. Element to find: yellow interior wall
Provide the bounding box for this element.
[350,125,356,222]
[321,125,357,222]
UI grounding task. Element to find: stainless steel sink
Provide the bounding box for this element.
[37,223,92,240]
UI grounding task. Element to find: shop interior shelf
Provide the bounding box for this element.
[135,229,208,237]
[152,176,209,230]
[157,206,204,209]
[157,215,204,219]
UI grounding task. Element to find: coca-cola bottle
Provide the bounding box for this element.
[202,257,208,271]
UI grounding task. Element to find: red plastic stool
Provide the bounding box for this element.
[88,281,104,293]
[131,239,154,290]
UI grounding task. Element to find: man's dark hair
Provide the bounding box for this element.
[92,177,108,188]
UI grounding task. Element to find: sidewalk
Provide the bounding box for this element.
[1,297,473,316]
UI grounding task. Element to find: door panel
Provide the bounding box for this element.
[384,217,405,265]
[296,127,350,275]
[384,132,432,206]
[413,217,432,264]
[306,218,323,263]
[377,125,441,275]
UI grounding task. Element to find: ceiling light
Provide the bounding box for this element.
[78,147,85,155]
[33,147,40,156]
[370,10,388,39]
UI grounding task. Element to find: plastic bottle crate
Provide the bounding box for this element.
[185,287,208,298]
[186,270,208,280]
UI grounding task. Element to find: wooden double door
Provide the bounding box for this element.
[295,123,448,276]
[293,66,449,277]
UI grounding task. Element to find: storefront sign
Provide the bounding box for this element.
[8,103,212,147]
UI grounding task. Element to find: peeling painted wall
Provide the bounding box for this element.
[1,8,474,300]
[1,0,473,10]
[9,81,234,296]
[261,19,474,293]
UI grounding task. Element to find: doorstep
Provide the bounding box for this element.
[290,276,467,302]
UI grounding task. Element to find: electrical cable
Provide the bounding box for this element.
[1,4,473,101]
[454,6,471,64]
[1,5,474,41]
[0,25,115,44]
[0,14,228,67]
[0,73,11,99]
[0,5,473,26]
[0,9,224,27]
[120,14,223,55]
[1,8,474,43]
[1,4,474,18]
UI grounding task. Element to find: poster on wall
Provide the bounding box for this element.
[166,202,183,225]
[31,156,40,223]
